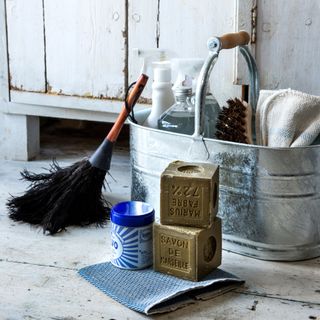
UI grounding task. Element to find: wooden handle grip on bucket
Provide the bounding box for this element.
[219,31,250,49]
[107,74,148,142]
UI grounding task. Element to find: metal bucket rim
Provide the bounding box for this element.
[129,113,320,152]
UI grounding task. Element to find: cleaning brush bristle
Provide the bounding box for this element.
[215,98,253,144]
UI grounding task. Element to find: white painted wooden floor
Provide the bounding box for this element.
[0,138,319,320]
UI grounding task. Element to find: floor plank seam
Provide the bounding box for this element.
[235,289,320,306]
[0,258,78,271]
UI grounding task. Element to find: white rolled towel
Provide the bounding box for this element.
[256,89,320,147]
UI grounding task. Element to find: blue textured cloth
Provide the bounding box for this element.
[78,262,244,315]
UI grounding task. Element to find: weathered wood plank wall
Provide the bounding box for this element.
[6,0,46,92]
[6,0,252,108]
[257,0,320,95]
[158,0,242,105]
[127,0,253,104]
[44,0,126,99]
[5,0,320,108]
[128,0,158,100]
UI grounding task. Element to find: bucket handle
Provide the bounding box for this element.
[193,31,260,140]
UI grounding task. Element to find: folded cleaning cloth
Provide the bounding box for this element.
[256,89,320,147]
[78,262,244,315]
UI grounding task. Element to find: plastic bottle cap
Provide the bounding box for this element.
[154,67,172,83]
[174,86,192,96]
[111,201,155,227]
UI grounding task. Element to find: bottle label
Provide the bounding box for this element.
[111,223,153,269]
[111,231,123,260]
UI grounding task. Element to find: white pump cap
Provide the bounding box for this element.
[153,61,172,83]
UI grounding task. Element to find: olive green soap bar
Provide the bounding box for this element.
[153,217,222,281]
[160,161,219,228]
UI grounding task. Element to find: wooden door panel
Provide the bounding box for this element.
[6,0,46,92]
[159,0,243,106]
[128,0,158,101]
[257,0,320,95]
[44,0,126,99]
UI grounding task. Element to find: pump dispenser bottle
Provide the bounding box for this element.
[143,62,175,128]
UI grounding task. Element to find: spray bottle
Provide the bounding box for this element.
[170,58,220,138]
[133,49,175,128]
[133,48,167,76]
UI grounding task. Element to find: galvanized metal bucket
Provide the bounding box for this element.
[129,36,320,261]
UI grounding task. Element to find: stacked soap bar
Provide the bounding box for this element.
[160,161,219,227]
[153,160,221,281]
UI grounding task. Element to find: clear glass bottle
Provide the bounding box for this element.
[158,87,195,135]
[171,58,220,138]
[189,91,220,138]
[203,89,220,138]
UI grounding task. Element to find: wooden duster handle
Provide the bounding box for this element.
[219,31,250,49]
[107,74,148,142]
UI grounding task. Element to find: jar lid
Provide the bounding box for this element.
[111,201,155,227]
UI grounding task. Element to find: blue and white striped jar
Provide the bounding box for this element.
[110,201,154,270]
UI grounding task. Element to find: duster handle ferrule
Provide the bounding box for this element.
[89,139,114,171]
